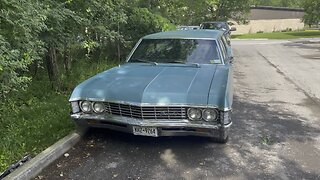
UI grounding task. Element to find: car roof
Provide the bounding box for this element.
[201,21,228,24]
[142,30,223,40]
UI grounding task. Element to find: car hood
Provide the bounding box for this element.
[69,63,219,105]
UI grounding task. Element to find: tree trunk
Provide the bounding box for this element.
[63,44,71,76]
[30,61,38,77]
[46,47,61,91]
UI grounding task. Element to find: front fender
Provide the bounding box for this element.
[208,65,233,111]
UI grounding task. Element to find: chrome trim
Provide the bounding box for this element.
[126,39,142,62]
[223,121,232,128]
[143,37,219,40]
[92,102,105,114]
[69,98,223,108]
[125,38,223,65]
[187,108,202,121]
[216,38,226,65]
[79,101,92,113]
[70,99,232,112]
[104,102,187,120]
[202,108,219,122]
[221,107,232,111]
[71,113,221,128]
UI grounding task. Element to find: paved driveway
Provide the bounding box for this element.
[37,39,320,180]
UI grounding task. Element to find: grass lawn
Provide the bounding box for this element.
[232,30,320,39]
[0,60,117,172]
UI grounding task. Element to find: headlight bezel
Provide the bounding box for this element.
[92,102,105,113]
[202,109,219,122]
[80,101,92,113]
[187,108,202,121]
[187,107,220,122]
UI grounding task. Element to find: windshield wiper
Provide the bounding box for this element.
[166,61,200,68]
[129,58,158,65]
[190,63,200,68]
[166,60,186,64]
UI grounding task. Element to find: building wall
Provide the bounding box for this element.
[232,7,305,34]
[233,19,304,34]
[249,8,304,20]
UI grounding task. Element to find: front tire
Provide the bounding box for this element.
[74,120,90,135]
[216,136,229,144]
[209,136,229,143]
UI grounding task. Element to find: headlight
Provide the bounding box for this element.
[202,109,218,122]
[70,101,80,113]
[93,102,105,113]
[80,101,92,113]
[187,108,202,120]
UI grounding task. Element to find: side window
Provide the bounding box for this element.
[218,38,227,60]
[221,36,228,47]
[221,37,230,57]
[222,34,231,46]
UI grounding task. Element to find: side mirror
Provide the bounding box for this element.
[230,27,236,31]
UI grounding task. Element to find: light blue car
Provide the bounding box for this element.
[69,30,233,143]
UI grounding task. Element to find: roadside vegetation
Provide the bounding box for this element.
[0,60,117,171]
[0,0,319,173]
[232,30,320,39]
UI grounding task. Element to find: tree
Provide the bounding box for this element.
[0,0,251,96]
[0,0,46,97]
[39,0,84,90]
[205,0,250,23]
[250,0,302,8]
[302,0,320,26]
[136,0,250,25]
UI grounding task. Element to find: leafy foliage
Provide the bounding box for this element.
[0,0,46,96]
[250,0,303,8]
[302,0,320,26]
[0,0,253,96]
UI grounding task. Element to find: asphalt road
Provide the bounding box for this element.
[36,39,320,180]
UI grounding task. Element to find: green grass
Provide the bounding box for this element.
[0,59,117,172]
[232,30,320,39]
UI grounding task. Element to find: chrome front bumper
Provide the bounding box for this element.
[71,113,231,138]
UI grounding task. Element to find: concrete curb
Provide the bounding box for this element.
[4,132,81,180]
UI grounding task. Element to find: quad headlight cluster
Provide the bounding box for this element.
[76,101,105,114]
[187,108,219,122]
[70,101,225,124]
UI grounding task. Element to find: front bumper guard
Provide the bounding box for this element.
[71,113,231,138]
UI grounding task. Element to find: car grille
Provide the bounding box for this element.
[103,102,187,120]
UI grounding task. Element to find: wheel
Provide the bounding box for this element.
[74,120,90,135]
[216,136,229,144]
[209,136,229,144]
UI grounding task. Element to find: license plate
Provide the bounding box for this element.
[133,126,158,137]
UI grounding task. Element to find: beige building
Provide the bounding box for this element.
[233,6,305,34]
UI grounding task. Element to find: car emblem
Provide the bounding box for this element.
[159,111,179,116]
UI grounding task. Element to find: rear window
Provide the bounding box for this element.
[201,23,229,31]
[129,39,221,64]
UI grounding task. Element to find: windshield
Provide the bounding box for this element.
[129,39,221,64]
